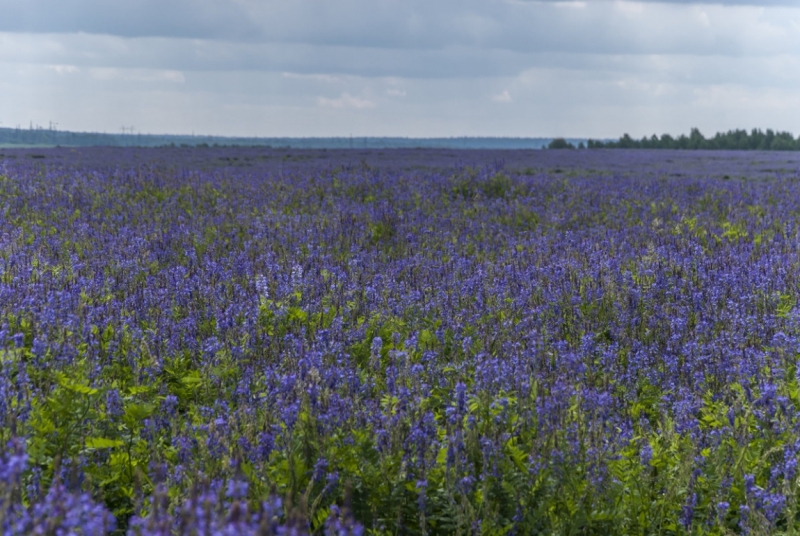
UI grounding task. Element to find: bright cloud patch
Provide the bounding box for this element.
[317,93,376,109]
[492,90,512,102]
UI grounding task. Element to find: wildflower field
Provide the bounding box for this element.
[3,147,800,534]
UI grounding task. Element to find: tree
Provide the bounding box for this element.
[548,138,575,150]
[689,128,705,149]
[660,134,675,149]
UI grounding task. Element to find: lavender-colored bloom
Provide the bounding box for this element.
[312,457,329,483]
[256,274,270,300]
[106,388,124,418]
[680,492,697,530]
[324,504,364,536]
[226,479,248,500]
[640,442,653,467]
[291,264,304,289]
[2,442,116,536]
[11,332,23,348]
[162,394,179,417]
[6,147,800,532]
[454,382,468,414]
[416,479,428,512]
[739,504,750,534]
[0,439,28,484]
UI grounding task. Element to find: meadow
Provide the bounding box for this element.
[2,147,800,534]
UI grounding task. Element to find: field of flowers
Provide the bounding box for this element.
[2,148,800,534]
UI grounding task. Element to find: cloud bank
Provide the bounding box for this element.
[1,0,799,137]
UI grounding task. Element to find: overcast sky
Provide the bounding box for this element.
[1,0,800,138]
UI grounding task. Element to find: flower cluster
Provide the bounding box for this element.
[1,147,800,533]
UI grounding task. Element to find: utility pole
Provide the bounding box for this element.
[120,126,135,146]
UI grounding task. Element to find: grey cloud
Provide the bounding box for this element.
[0,33,528,78]
[627,0,799,4]
[0,0,260,39]
[1,1,798,58]
[532,0,800,5]
[5,30,799,90]
[3,0,800,82]
[3,0,800,138]
[6,56,800,138]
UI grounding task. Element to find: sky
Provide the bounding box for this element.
[1,0,800,139]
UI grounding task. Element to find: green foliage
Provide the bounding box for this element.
[9,154,800,534]
[450,170,517,201]
[547,138,576,150]
[591,127,800,151]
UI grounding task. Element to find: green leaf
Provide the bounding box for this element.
[180,373,203,386]
[312,506,330,531]
[86,437,124,449]
[124,402,155,426]
[31,415,56,434]
[0,348,23,363]
[419,329,437,348]
[288,306,308,323]
[505,441,528,473]
[55,373,99,395]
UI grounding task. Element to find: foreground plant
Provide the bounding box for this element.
[1,148,800,533]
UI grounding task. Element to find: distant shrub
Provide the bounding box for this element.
[451,169,515,200]
[480,172,514,199]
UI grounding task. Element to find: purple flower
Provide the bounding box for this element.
[162,394,179,417]
[640,442,653,467]
[106,388,124,418]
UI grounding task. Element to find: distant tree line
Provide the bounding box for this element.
[0,127,570,150]
[547,138,585,150]
[587,128,800,151]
